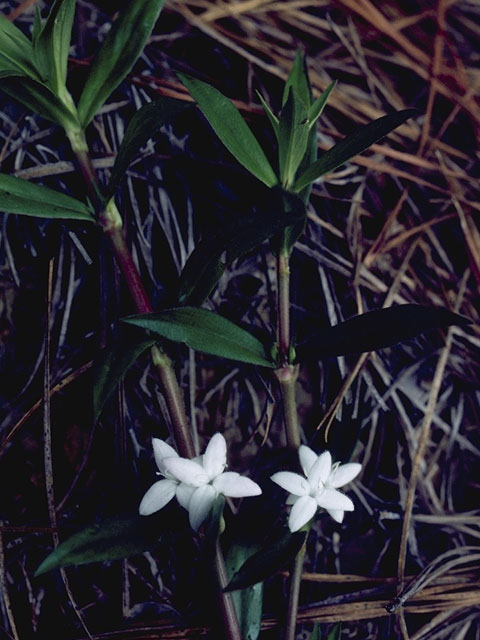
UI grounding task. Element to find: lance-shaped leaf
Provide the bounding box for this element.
[77,0,166,127]
[34,0,76,95]
[308,81,336,129]
[278,87,310,189]
[0,173,94,220]
[0,76,79,128]
[0,14,41,79]
[282,49,311,109]
[326,624,342,640]
[256,90,279,138]
[273,119,318,255]
[293,108,418,192]
[122,306,275,368]
[178,72,278,188]
[224,529,307,592]
[105,97,191,200]
[295,304,471,360]
[225,543,263,640]
[93,333,157,422]
[35,513,158,575]
[179,187,306,305]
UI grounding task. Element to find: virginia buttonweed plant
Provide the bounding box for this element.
[0,2,471,639]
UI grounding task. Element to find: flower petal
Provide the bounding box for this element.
[298,445,318,476]
[176,483,196,510]
[329,462,362,488]
[152,439,178,473]
[308,451,332,490]
[288,495,317,532]
[188,484,217,531]
[139,479,177,516]
[326,509,345,523]
[316,488,354,511]
[213,472,262,497]
[271,471,310,496]
[163,457,209,487]
[203,433,227,479]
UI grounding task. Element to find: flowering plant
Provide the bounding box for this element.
[1,3,469,637]
[139,433,261,530]
[271,447,362,531]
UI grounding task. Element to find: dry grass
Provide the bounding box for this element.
[1,0,480,638]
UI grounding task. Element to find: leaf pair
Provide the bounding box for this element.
[179,54,415,196]
[1,0,167,132]
[0,3,77,129]
[94,303,471,423]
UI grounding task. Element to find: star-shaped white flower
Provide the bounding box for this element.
[139,438,182,516]
[140,433,262,531]
[271,446,361,532]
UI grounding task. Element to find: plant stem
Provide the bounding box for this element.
[275,364,300,449]
[275,241,303,638]
[151,345,195,458]
[68,129,195,458]
[214,542,242,640]
[68,127,239,637]
[275,247,301,449]
[277,250,291,367]
[283,542,306,640]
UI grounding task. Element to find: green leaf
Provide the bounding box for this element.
[93,332,156,422]
[178,187,306,305]
[308,81,336,129]
[278,87,310,188]
[224,529,307,591]
[203,494,225,561]
[309,624,320,640]
[296,304,471,360]
[34,0,76,94]
[105,97,190,200]
[122,306,275,368]
[77,0,166,127]
[0,173,94,220]
[225,543,263,640]
[326,623,342,640]
[256,90,279,138]
[178,72,278,188]
[282,49,311,108]
[0,75,79,128]
[293,108,418,192]
[34,513,157,575]
[0,14,41,79]
[32,6,42,44]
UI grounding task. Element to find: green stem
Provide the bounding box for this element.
[275,364,300,450]
[275,246,300,449]
[283,542,306,640]
[151,345,195,459]
[277,250,291,367]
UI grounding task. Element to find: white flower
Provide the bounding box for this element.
[271,446,361,532]
[139,438,182,516]
[140,433,262,531]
